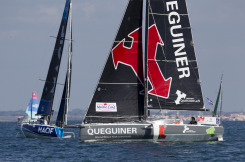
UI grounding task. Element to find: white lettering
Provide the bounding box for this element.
[121,128,126,134]
[87,127,138,136]
[105,128,111,134]
[112,128,117,134]
[176,57,189,67]
[166,1,178,11]
[178,67,190,78]
[174,43,186,56]
[132,128,137,134]
[167,0,190,79]
[169,11,180,25]
[172,38,184,43]
[37,126,54,134]
[101,128,105,134]
[38,127,42,133]
[127,128,131,134]
[170,25,183,38]
[87,129,93,135]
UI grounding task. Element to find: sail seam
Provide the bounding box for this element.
[99,83,141,85]
[114,41,142,43]
[148,60,197,62]
[149,13,188,16]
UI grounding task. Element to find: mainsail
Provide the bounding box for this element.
[37,0,71,123]
[84,0,144,123]
[146,0,204,110]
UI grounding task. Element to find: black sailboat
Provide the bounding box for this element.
[21,0,73,138]
[80,0,224,142]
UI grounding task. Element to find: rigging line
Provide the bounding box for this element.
[150,13,188,16]
[147,66,162,109]
[38,79,65,85]
[49,36,75,42]
[148,0,167,110]
[99,82,141,85]
[114,41,142,43]
[148,59,197,62]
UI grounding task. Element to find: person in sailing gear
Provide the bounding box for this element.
[189,117,197,124]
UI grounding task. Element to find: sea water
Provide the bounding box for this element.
[0,121,244,161]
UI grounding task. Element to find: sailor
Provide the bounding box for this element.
[189,117,197,124]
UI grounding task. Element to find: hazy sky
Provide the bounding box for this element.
[1,0,245,113]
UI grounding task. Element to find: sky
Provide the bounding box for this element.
[0,0,245,113]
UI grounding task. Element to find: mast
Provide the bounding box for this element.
[65,0,72,126]
[143,0,149,120]
[56,0,72,128]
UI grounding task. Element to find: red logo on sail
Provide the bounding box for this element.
[148,25,172,98]
[112,25,172,98]
[112,28,144,84]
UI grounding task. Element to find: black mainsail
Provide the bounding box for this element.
[37,0,71,123]
[84,0,144,124]
[146,0,204,110]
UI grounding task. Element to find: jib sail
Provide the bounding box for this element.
[84,0,144,123]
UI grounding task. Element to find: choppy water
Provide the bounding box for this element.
[0,121,244,161]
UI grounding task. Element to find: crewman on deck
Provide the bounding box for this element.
[189,117,197,124]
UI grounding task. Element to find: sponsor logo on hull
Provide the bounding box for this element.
[37,126,55,134]
[183,125,196,134]
[87,127,137,136]
[206,127,215,137]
